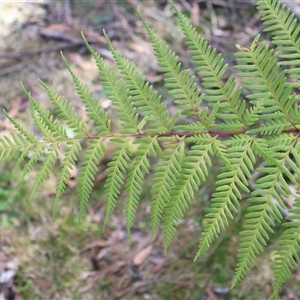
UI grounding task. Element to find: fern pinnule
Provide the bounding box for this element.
[82,35,139,135]
[61,53,111,136]
[195,136,255,260]
[29,102,53,141]
[232,195,278,288]
[267,134,300,183]
[29,99,67,141]
[18,145,45,184]
[53,140,82,218]
[175,121,205,132]
[150,137,185,240]
[171,2,245,130]
[272,196,300,299]
[77,138,105,220]
[103,140,131,229]
[176,101,221,132]
[0,133,24,160]
[250,119,291,135]
[139,10,206,123]
[162,134,214,251]
[22,84,67,141]
[29,143,59,202]
[39,81,88,138]
[3,110,37,144]
[235,37,297,133]
[12,145,32,180]
[104,32,172,134]
[256,0,300,86]
[125,138,157,238]
[232,136,298,287]
[244,93,270,126]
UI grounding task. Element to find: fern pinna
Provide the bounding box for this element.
[1,0,300,297]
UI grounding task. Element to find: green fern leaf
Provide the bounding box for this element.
[196,135,255,259]
[139,9,207,124]
[77,138,106,220]
[53,140,82,217]
[11,145,32,180]
[29,143,59,202]
[0,133,30,161]
[235,36,297,131]
[103,140,131,229]
[2,0,300,294]
[82,34,139,134]
[171,3,246,130]
[162,134,214,251]
[61,53,111,136]
[104,32,172,133]
[272,195,300,299]
[19,145,45,183]
[232,135,298,287]
[29,143,58,201]
[3,110,37,144]
[150,136,185,240]
[39,81,88,138]
[248,119,290,135]
[256,0,300,86]
[125,137,158,238]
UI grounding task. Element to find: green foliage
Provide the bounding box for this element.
[1,0,300,297]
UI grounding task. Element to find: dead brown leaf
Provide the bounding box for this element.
[80,240,114,254]
[132,245,153,266]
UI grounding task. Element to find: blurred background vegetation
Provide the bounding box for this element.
[1,1,300,299]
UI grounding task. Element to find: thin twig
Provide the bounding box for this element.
[0,61,25,76]
[0,41,87,60]
[64,0,73,24]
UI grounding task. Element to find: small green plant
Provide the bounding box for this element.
[1,0,300,298]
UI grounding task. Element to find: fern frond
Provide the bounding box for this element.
[195,135,255,259]
[53,140,82,217]
[162,134,214,251]
[3,110,37,144]
[171,3,246,130]
[77,138,106,220]
[104,32,172,134]
[235,35,297,132]
[82,34,139,134]
[150,136,185,240]
[19,145,45,183]
[61,53,111,136]
[29,143,59,202]
[39,81,88,138]
[272,195,300,299]
[0,133,29,161]
[232,192,280,288]
[243,94,266,126]
[139,9,207,125]
[11,145,32,180]
[21,83,68,142]
[175,122,205,132]
[232,135,298,287]
[29,101,54,141]
[103,139,131,229]
[2,0,300,294]
[249,118,291,135]
[125,137,158,238]
[30,100,67,141]
[256,0,300,85]
[266,134,300,183]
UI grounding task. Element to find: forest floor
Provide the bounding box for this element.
[1,1,300,299]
